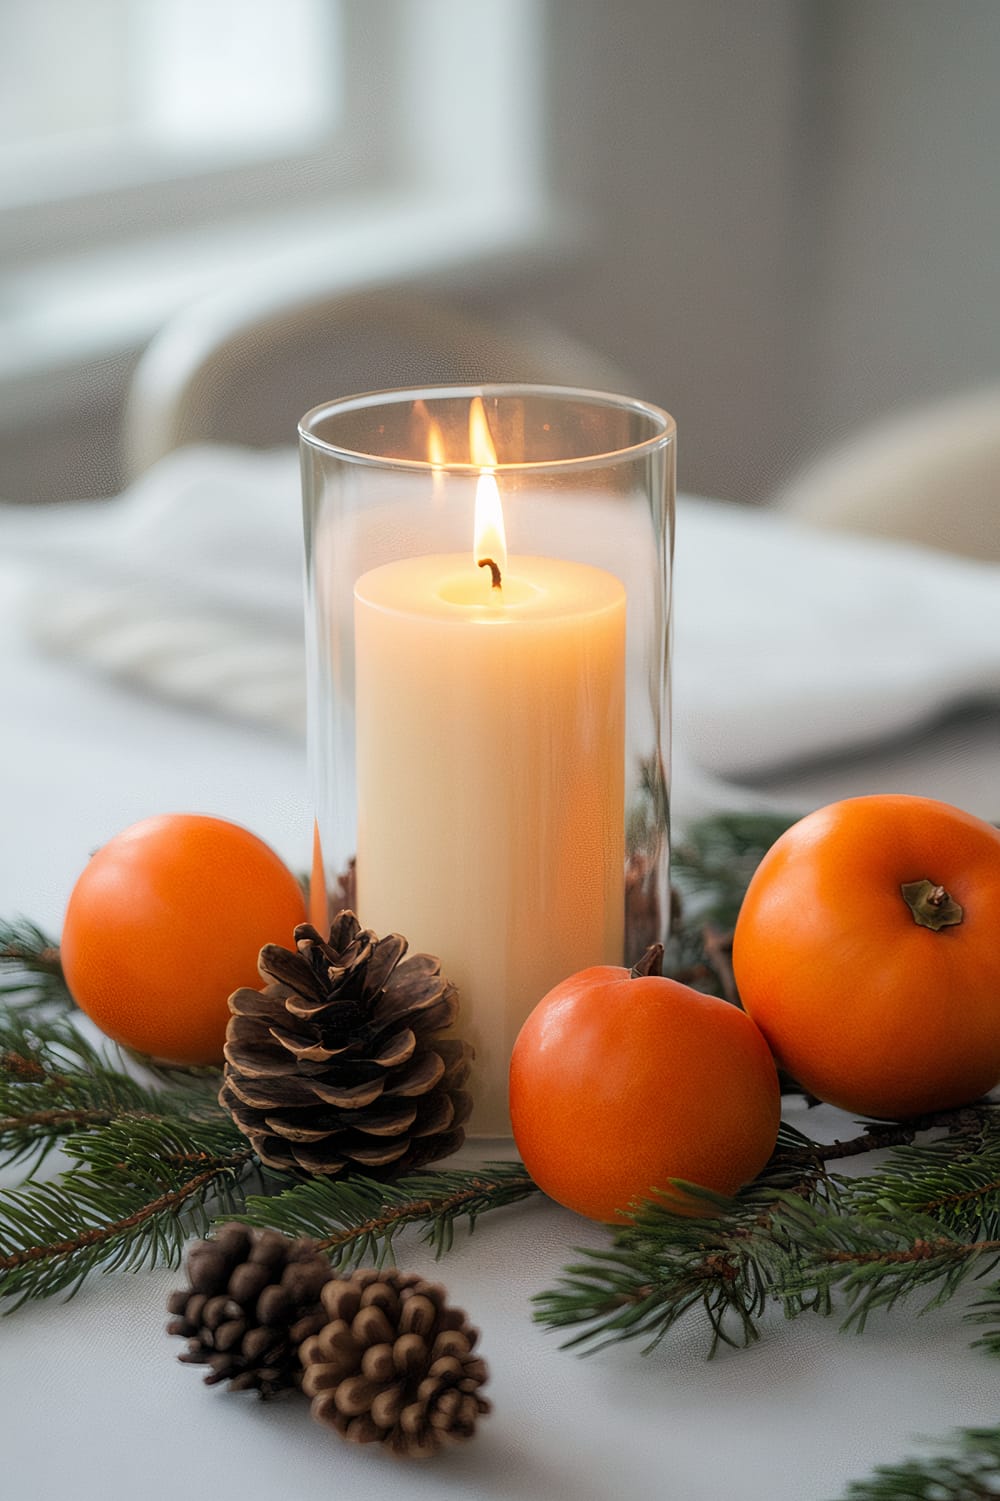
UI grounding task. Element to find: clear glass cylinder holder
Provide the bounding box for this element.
[300,385,675,1137]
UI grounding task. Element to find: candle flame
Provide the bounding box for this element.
[470,397,506,581]
[474,471,507,580]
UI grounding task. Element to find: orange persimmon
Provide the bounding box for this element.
[61,814,307,1065]
[732,794,1000,1118]
[508,962,780,1223]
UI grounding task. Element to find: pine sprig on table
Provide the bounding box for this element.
[533,1103,1000,1356]
[831,1427,1000,1501]
[0,1113,257,1306]
[0,918,72,1014]
[536,1187,776,1357]
[768,1192,1000,1332]
[0,1009,228,1173]
[842,1104,1000,1240]
[236,1161,539,1268]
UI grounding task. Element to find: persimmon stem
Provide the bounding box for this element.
[630,944,664,979]
[900,879,964,931]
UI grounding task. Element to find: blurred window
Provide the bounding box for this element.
[0,0,544,376]
[0,0,354,259]
[0,0,339,182]
[0,0,540,263]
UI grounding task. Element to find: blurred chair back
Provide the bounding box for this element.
[125,284,632,476]
[774,386,1000,561]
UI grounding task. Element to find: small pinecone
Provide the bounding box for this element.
[220,911,473,1177]
[299,1268,490,1460]
[166,1223,332,1396]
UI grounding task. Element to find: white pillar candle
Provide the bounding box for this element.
[354,547,626,1136]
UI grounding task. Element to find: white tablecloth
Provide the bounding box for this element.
[1,456,998,1501]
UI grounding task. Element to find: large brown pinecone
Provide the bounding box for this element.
[166,1223,332,1395]
[219,911,473,1177]
[299,1268,490,1459]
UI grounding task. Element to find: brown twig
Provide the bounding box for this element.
[917,1177,1000,1215]
[1,1051,50,1083]
[314,1171,537,1255]
[822,1235,1000,1267]
[0,1107,114,1133]
[776,1124,924,1166]
[0,941,61,972]
[775,1105,998,1169]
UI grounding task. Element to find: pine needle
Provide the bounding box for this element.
[0,1115,255,1306]
[0,1008,224,1173]
[535,1191,772,1358]
[829,1426,1000,1500]
[844,1103,1000,1240]
[236,1161,539,1269]
[533,1106,1000,1356]
[765,1191,1000,1333]
[0,918,72,1014]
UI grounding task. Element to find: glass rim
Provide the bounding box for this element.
[298,383,676,475]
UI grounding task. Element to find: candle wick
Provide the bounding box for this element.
[478,557,502,590]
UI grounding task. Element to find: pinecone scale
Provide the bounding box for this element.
[299,1269,490,1459]
[220,912,473,1177]
[166,1223,333,1396]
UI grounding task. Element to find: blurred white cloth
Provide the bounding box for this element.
[3,444,999,786]
[3,448,306,736]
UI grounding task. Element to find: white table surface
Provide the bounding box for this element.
[1,515,998,1501]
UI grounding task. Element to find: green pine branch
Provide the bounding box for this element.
[0,918,72,1014]
[534,1184,1000,1361]
[533,1104,1000,1357]
[0,1008,227,1173]
[829,1426,1000,1500]
[534,1189,776,1358]
[0,1114,256,1306]
[0,975,260,1304]
[236,1161,540,1269]
[766,1192,1000,1332]
[843,1103,1000,1241]
[532,1122,845,1357]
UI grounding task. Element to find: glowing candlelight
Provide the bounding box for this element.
[352,401,626,1134]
